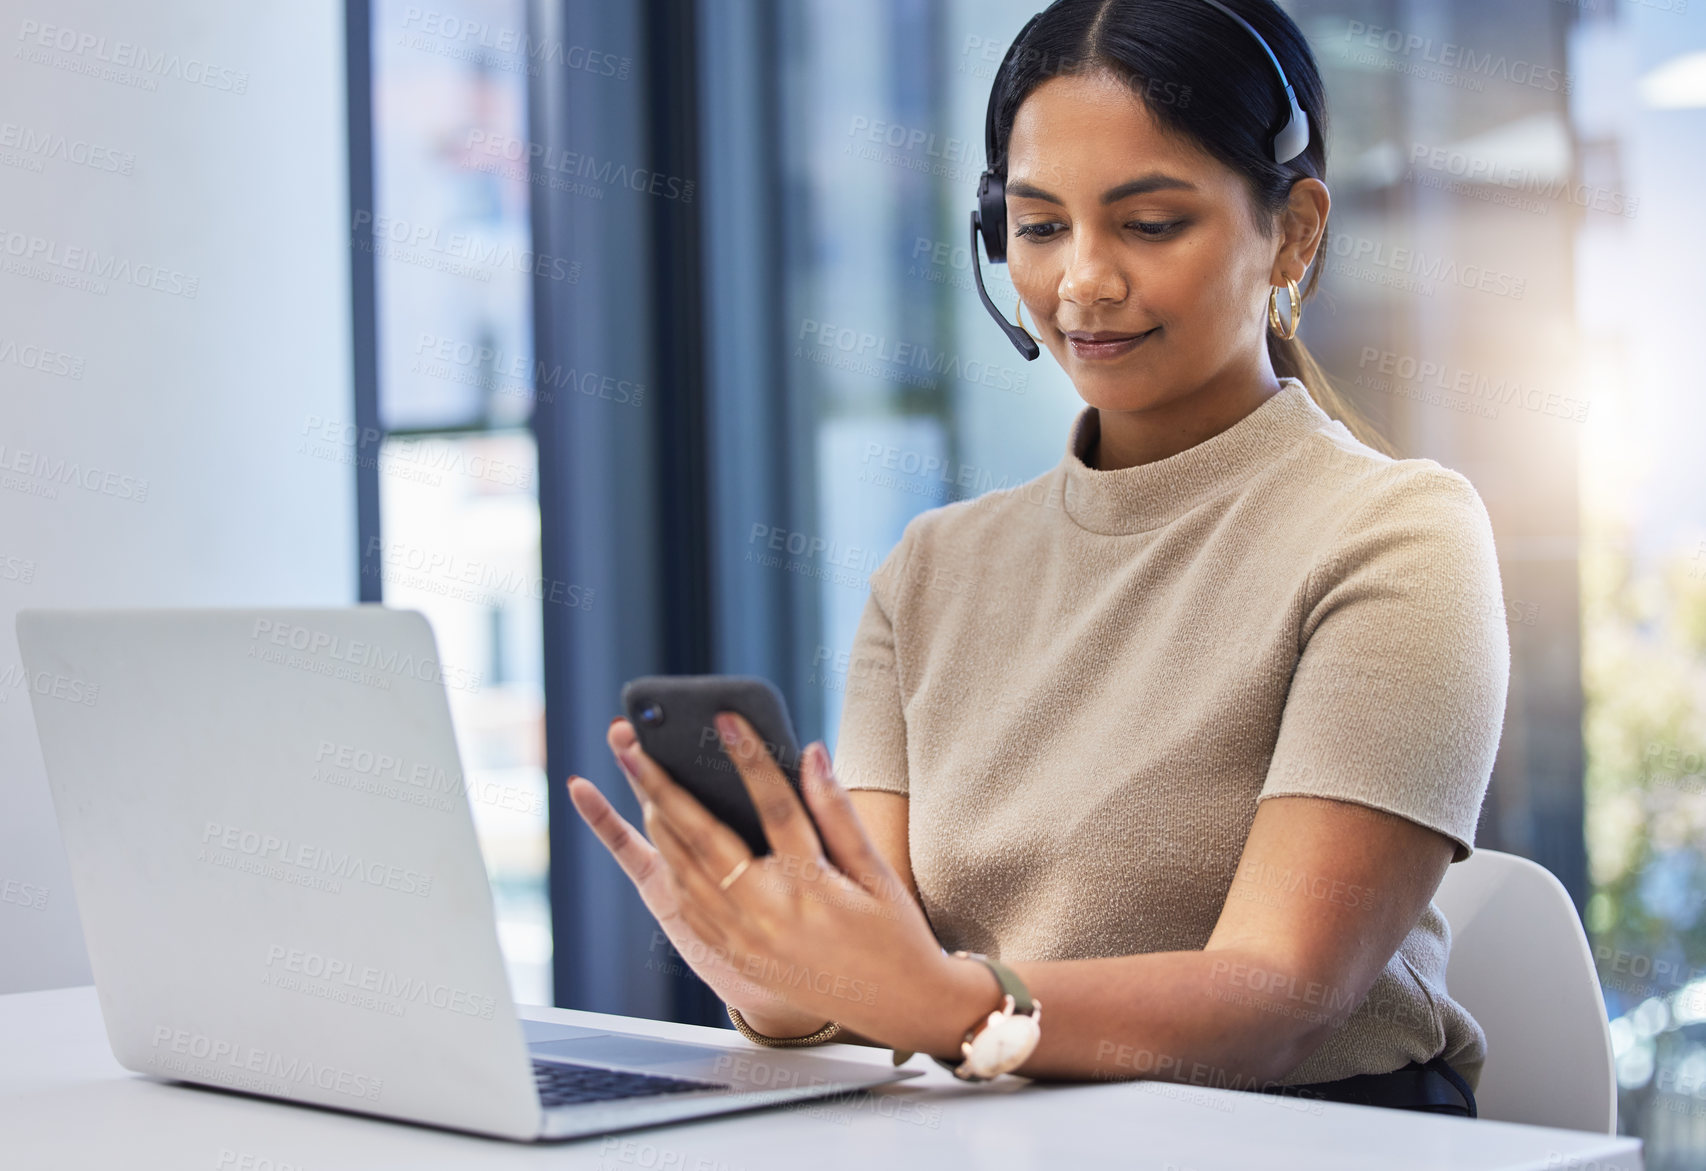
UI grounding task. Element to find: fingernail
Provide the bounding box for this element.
[715,713,739,745]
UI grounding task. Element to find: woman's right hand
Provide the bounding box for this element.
[564,718,834,1039]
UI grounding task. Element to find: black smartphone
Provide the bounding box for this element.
[619,674,816,857]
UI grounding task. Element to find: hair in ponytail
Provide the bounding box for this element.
[1268,281,1395,456]
[988,0,1392,456]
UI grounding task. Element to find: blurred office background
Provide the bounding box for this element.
[1,0,1703,1161]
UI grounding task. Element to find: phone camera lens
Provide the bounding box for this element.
[638,702,665,727]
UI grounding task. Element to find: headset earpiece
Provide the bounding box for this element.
[975,170,1009,265]
[1270,84,1309,165]
[968,7,1050,361]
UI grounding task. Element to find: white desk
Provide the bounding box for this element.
[1,986,1642,1169]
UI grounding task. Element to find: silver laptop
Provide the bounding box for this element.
[16,606,918,1142]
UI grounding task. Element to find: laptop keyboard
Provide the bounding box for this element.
[531,1058,727,1108]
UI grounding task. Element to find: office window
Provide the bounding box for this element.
[1569,5,1706,1162]
[774,0,1084,751]
[368,0,550,1006]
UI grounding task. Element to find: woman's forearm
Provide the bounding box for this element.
[742,946,1335,1081]
[1004,948,1336,1085]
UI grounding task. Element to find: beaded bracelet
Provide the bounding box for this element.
[726,1005,842,1047]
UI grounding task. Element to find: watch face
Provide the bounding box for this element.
[965,1012,1041,1078]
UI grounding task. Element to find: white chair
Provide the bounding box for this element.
[1432,847,1617,1133]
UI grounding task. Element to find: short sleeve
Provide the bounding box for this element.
[831,525,914,796]
[1258,466,1510,861]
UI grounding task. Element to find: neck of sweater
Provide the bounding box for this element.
[1060,377,1329,535]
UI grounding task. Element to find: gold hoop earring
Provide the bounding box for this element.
[1268,276,1303,341]
[1015,297,1036,344]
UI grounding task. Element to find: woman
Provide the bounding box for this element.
[568,0,1506,1116]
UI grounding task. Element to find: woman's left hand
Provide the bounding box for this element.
[612,712,981,1055]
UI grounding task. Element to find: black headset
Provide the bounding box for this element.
[971,0,1310,360]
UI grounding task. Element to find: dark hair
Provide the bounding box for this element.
[988,0,1391,454]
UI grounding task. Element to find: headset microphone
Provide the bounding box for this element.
[971,0,1310,360]
[970,195,1041,362]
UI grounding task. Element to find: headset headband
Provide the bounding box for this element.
[1196,0,1309,164]
[984,0,1308,175]
[981,7,1052,176]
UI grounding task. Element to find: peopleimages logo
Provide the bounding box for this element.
[796,318,1029,394]
[148,1026,382,1101]
[1355,347,1589,422]
[366,536,596,613]
[0,336,85,379]
[1342,21,1571,94]
[1325,231,1526,299]
[1,876,49,911]
[846,115,973,165]
[398,7,632,80]
[0,225,199,298]
[0,663,100,706]
[843,115,983,184]
[311,737,548,816]
[200,821,433,897]
[263,943,497,1019]
[248,616,485,693]
[461,130,695,203]
[352,210,580,284]
[411,331,643,406]
[0,121,135,174]
[1407,143,1638,218]
[0,443,149,502]
[314,738,464,808]
[14,20,251,94]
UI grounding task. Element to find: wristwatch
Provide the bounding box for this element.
[933,950,1042,1082]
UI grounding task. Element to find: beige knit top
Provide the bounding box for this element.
[832,378,1509,1087]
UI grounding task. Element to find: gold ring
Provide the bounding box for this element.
[718,856,753,893]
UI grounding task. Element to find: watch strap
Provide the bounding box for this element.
[930,951,1036,1078]
[966,951,1034,1015]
